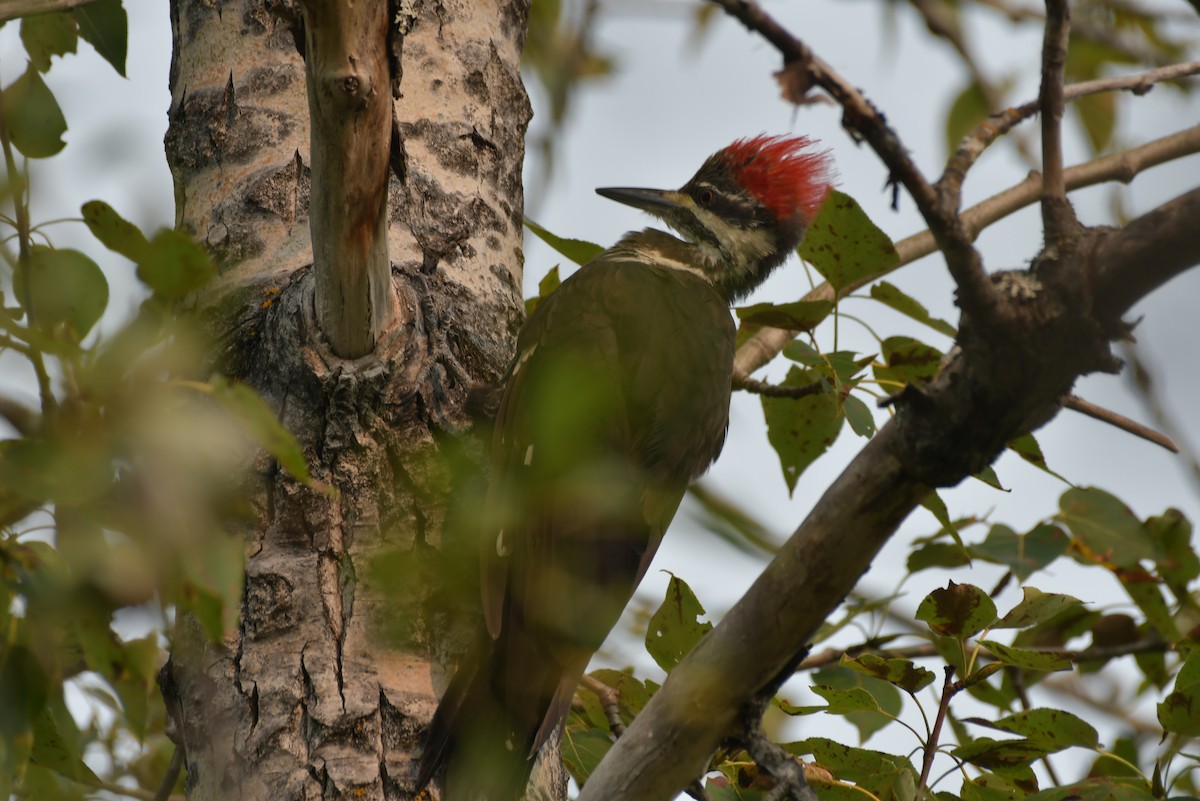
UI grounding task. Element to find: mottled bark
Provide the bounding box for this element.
[163,1,537,799]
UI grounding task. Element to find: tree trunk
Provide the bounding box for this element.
[162,1,538,798]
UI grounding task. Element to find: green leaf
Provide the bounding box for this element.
[525,265,561,315]
[973,464,1005,491]
[734,300,833,331]
[3,65,67,158]
[873,336,942,389]
[919,491,956,535]
[1074,92,1116,153]
[810,685,882,715]
[787,737,916,799]
[809,667,901,743]
[915,581,997,639]
[945,80,989,158]
[180,530,245,639]
[111,634,160,740]
[869,281,956,337]
[73,0,127,76]
[524,217,603,266]
[953,737,1053,769]
[1024,777,1158,801]
[17,246,108,341]
[842,393,876,438]
[204,377,314,486]
[645,574,713,672]
[1117,571,1178,641]
[970,522,1069,582]
[995,587,1083,630]
[1008,433,1067,481]
[840,653,936,693]
[1058,487,1155,567]
[799,190,899,293]
[1144,509,1199,600]
[20,13,78,72]
[961,775,1027,801]
[761,366,842,494]
[587,668,656,719]
[907,541,971,572]
[0,646,47,738]
[140,229,216,300]
[979,640,1073,671]
[1158,686,1200,736]
[31,694,101,783]
[81,199,152,261]
[1176,650,1200,691]
[561,721,613,785]
[973,708,1099,750]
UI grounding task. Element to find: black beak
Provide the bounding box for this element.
[595,187,686,214]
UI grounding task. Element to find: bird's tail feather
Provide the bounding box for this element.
[416,645,540,801]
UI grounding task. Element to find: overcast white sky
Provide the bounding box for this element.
[2,0,1199,789]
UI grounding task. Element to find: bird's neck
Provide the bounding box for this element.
[608,227,792,302]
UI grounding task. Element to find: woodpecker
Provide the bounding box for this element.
[417,135,834,801]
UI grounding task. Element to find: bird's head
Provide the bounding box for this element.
[597,135,835,301]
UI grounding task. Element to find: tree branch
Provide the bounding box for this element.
[299,0,396,358]
[733,375,825,400]
[579,674,627,737]
[707,0,999,319]
[733,124,1200,379]
[1039,0,1077,246]
[1063,394,1179,453]
[1093,187,1200,322]
[943,62,1200,210]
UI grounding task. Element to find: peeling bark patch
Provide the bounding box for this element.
[464,69,489,102]
[396,172,507,270]
[317,551,348,710]
[379,689,423,752]
[246,156,302,225]
[166,79,296,172]
[244,572,298,639]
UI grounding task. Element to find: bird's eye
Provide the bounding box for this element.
[698,189,714,205]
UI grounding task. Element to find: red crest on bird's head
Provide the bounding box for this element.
[719,135,835,225]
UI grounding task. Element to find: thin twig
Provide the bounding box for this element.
[579,674,627,738]
[793,635,1166,677]
[944,61,1200,207]
[707,0,998,319]
[733,124,1200,379]
[734,375,825,400]
[742,699,818,801]
[1039,0,1076,247]
[919,666,957,794]
[153,745,185,801]
[1063,394,1179,453]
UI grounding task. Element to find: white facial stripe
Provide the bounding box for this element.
[688,206,777,278]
